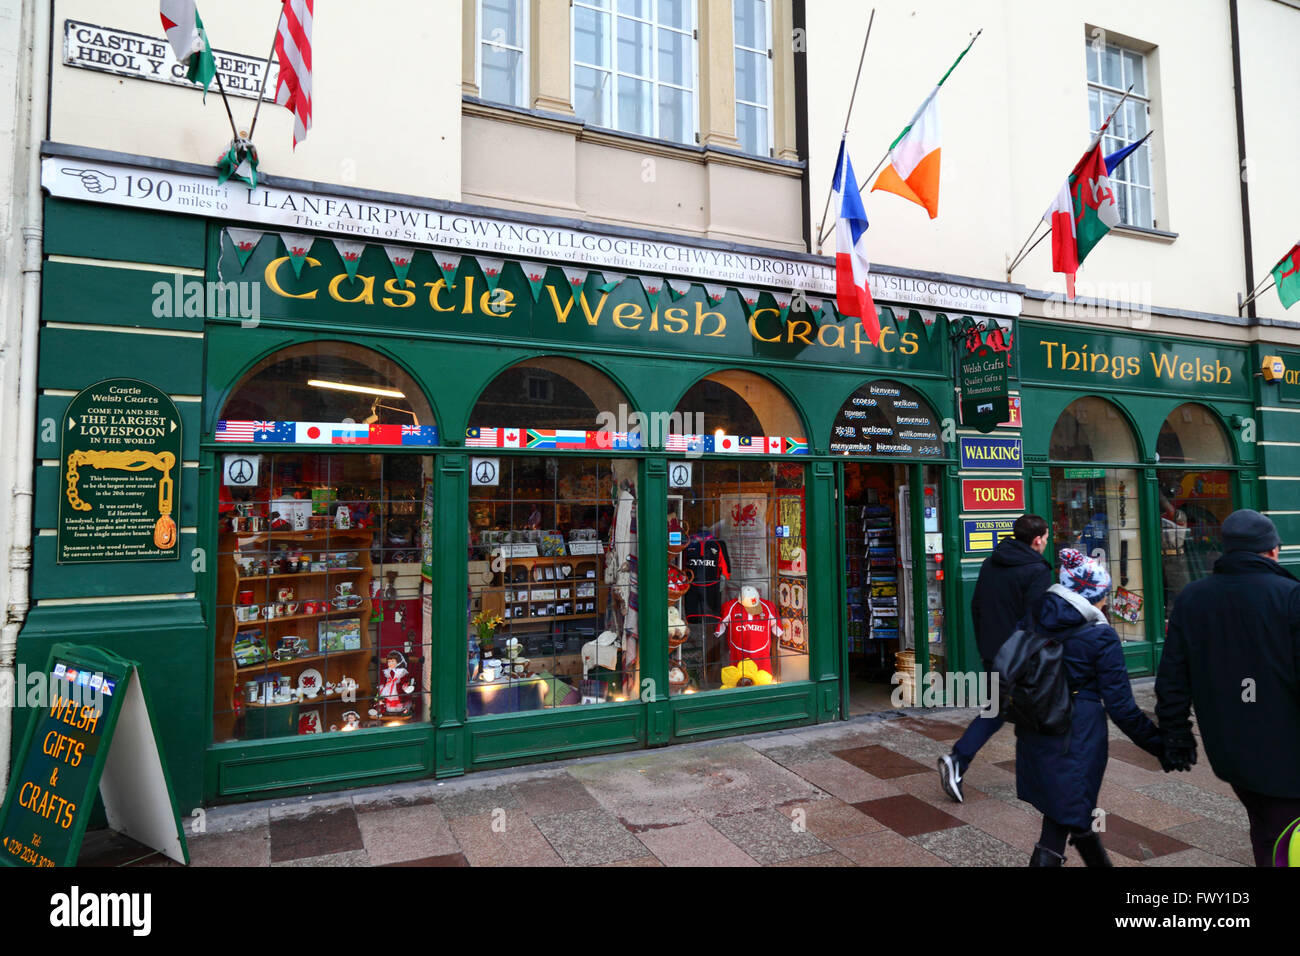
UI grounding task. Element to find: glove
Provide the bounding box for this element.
[1159,735,1198,773]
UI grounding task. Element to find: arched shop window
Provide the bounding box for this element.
[214,342,436,743]
[1048,397,1145,641]
[671,369,805,442]
[469,356,628,433]
[666,371,809,696]
[1155,403,1235,626]
[467,358,639,713]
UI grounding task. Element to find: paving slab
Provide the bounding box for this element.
[776,797,887,842]
[785,757,904,803]
[1135,780,1249,830]
[911,824,1025,867]
[1162,819,1255,867]
[708,807,831,864]
[449,808,564,867]
[833,829,951,866]
[635,820,759,867]
[357,804,460,866]
[531,807,648,866]
[269,806,364,863]
[832,744,931,778]
[854,794,965,838]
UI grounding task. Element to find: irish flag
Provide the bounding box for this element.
[1270,243,1300,310]
[160,1,216,96]
[871,35,979,219]
[872,90,941,219]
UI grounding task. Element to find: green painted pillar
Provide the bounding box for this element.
[640,458,670,744]
[805,460,840,721]
[434,452,469,777]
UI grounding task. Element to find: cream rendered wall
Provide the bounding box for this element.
[806,0,1295,323]
[1238,0,1300,324]
[49,0,462,201]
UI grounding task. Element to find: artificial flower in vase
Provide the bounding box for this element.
[720,659,773,689]
[472,609,505,659]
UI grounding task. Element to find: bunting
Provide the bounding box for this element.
[278,233,316,278]
[225,228,264,269]
[435,253,462,289]
[335,240,366,280]
[383,245,415,283]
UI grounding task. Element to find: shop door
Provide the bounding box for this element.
[839,462,946,716]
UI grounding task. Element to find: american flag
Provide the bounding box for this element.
[216,420,256,441]
[274,0,313,147]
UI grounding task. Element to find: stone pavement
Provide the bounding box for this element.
[80,680,1252,867]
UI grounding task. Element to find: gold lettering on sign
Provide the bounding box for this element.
[264,256,320,299]
[328,273,375,305]
[748,308,781,343]
[383,278,417,308]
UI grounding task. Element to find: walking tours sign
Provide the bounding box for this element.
[56,378,182,564]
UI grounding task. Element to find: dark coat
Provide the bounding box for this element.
[1156,550,1300,798]
[1015,587,1163,830]
[971,538,1053,662]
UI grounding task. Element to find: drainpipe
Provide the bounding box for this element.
[1228,0,1255,319]
[1,0,51,800]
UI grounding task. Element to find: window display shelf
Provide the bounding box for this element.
[234,606,370,628]
[234,568,365,583]
[234,648,369,672]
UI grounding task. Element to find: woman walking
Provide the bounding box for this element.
[1017,549,1164,866]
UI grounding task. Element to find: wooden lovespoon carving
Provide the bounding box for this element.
[65,450,178,548]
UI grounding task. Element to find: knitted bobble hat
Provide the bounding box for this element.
[1058,547,1111,602]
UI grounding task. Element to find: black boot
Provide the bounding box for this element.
[1029,843,1065,867]
[1069,831,1113,867]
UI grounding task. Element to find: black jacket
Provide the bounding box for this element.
[1156,550,1300,798]
[970,538,1053,662]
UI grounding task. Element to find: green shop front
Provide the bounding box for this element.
[25,149,1017,808]
[1014,318,1259,675]
[24,150,1264,810]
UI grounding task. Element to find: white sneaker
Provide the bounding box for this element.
[938,754,964,803]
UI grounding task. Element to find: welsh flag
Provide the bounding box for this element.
[1270,243,1300,310]
[1042,141,1120,298]
[160,1,216,97]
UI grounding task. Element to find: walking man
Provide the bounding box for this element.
[1156,509,1300,866]
[939,513,1052,802]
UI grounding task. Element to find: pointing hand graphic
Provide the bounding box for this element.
[61,167,117,194]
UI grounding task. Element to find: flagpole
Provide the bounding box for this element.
[815,8,876,254]
[1238,278,1276,312]
[817,28,983,248]
[1007,224,1050,275]
[1006,84,1135,278]
[247,5,287,141]
[212,71,242,142]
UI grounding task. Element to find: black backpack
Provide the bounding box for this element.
[992,620,1089,735]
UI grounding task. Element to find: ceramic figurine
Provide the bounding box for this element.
[369,651,415,718]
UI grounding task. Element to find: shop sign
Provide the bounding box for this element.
[958,324,1012,433]
[830,382,945,457]
[56,379,182,564]
[871,274,1021,317]
[62,19,278,100]
[1063,467,1106,479]
[0,644,188,868]
[959,436,1023,470]
[1000,395,1022,428]
[1019,321,1250,398]
[963,518,1015,553]
[961,479,1025,512]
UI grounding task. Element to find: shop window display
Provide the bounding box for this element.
[667,460,808,694]
[1155,404,1234,625]
[215,452,434,740]
[1049,398,1144,641]
[214,343,436,740]
[468,457,638,712]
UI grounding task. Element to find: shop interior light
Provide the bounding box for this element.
[307,379,406,399]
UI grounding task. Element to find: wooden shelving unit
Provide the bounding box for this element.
[480,554,605,625]
[215,528,376,741]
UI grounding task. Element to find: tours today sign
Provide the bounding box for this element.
[56,379,182,564]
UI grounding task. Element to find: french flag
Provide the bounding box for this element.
[832,140,881,344]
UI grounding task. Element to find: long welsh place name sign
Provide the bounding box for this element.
[42,158,1020,315]
[63,20,278,101]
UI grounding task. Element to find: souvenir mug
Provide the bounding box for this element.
[274,603,287,618]
[277,586,295,603]
[238,590,255,605]
[261,605,276,619]
[285,602,301,615]
[335,582,355,598]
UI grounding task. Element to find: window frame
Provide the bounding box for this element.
[732,0,775,157]
[1085,37,1156,229]
[570,0,701,146]
[477,0,530,109]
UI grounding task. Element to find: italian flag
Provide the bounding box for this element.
[160,1,216,96]
[872,90,941,219]
[1270,243,1300,310]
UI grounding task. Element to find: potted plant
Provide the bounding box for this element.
[471,609,505,661]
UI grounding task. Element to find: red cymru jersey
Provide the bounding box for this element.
[717,598,782,668]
